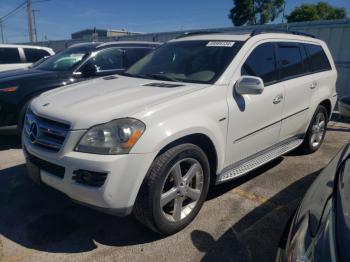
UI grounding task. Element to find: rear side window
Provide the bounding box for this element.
[277,44,304,79]
[304,44,331,73]
[0,47,21,64]
[241,43,277,85]
[24,48,51,63]
[124,48,152,68]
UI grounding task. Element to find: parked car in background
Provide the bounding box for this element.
[0,41,160,134]
[276,144,350,262]
[23,30,337,235]
[0,44,54,72]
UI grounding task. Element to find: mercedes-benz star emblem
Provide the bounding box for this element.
[29,122,38,143]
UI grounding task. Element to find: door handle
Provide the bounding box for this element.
[310,82,318,89]
[273,94,284,104]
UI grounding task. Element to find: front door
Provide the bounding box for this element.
[225,42,284,167]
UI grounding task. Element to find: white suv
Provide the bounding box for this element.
[23,30,337,235]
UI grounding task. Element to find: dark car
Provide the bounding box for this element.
[0,41,160,134]
[277,144,350,262]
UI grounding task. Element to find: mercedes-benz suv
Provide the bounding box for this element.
[23,30,337,235]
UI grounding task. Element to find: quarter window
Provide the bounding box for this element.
[304,44,331,73]
[277,44,304,79]
[0,47,21,64]
[241,43,277,85]
[24,48,51,63]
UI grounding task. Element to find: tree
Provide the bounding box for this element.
[286,2,347,23]
[229,0,285,26]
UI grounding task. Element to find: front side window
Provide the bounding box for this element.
[24,48,51,63]
[0,47,21,64]
[241,43,277,85]
[85,47,124,71]
[35,46,92,71]
[277,44,304,79]
[126,40,243,84]
[304,44,331,73]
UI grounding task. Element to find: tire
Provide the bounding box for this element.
[133,143,210,235]
[299,105,328,154]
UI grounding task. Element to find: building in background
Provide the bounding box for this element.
[71,28,142,40]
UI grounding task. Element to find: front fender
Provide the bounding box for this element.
[131,113,227,173]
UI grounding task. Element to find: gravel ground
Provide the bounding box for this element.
[0,118,349,262]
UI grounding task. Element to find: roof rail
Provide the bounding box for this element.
[175,31,222,39]
[250,29,316,38]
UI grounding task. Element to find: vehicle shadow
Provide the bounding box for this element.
[191,169,320,262]
[0,158,317,257]
[0,135,21,150]
[0,164,160,253]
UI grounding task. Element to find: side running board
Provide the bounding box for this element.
[216,138,304,184]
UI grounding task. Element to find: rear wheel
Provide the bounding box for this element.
[133,143,210,235]
[299,105,328,154]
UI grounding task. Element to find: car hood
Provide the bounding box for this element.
[0,68,61,87]
[31,75,208,129]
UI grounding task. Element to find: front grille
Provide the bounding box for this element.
[25,148,65,178]
[24,110,70,152]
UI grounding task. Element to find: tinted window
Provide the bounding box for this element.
[124,48,151,68]
[241,43,277,85]
[127,41,243,84]
[0,47,21,64]
[87,47,123,71]
[277,44,304,79]
[304,44,331,72]
[24,48,51,63]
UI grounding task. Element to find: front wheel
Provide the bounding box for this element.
[133,143,210,235]
[299,105,328,154]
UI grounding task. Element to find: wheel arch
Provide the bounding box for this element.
[156,133,219,185]
[319,99,332,121]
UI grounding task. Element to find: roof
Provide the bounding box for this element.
[96,41,161,48]
[171,29,317,43]
[0,43,53,52]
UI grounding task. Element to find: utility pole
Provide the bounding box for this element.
[27,0,34,42]
[32,9,39,42]
[0,19,4,44]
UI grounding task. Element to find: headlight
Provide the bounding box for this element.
[286,215,312,262]
[75,118,145,154]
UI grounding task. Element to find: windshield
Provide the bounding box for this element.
[35,45,92,71]
[126,40,243,84]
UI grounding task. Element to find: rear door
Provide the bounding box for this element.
[277,42,313,141]
[23,48,52,63]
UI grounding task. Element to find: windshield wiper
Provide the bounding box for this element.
[142,73,182,82]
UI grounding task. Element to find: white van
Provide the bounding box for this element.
[0,44,54,72]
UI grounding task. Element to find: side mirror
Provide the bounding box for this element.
[81,63,97,78]
[235,76,264,95]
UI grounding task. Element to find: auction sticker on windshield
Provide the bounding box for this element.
[206,41,235,47]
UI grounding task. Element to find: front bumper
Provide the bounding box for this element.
[23,133,157,216]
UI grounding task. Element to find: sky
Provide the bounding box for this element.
[0,0,349,43]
